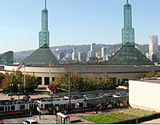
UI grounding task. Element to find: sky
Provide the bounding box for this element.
[0,0,160,53]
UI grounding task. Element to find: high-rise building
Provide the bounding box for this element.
[101,47,109,58]
[72,48,78,60]
[96,52,101,59]
[122,0,134,47]
[88,43,96,57]
[39,0,49,48]
[78,52,87,61]
[58,52,65,60]
[149,36,158,55]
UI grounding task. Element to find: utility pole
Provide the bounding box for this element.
[68,73,71,113]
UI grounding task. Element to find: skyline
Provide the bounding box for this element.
[0,0,160,53]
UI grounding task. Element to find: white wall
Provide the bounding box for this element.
[129,80,160,111]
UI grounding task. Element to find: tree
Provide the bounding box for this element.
[0,73,5,83]
[0,70,38,93]
[48,72,116,92]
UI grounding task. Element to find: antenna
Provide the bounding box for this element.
[45,0,46,9]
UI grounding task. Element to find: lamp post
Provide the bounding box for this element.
[68,73,71,113]
[18,84,20,100]
[11,83,13,100]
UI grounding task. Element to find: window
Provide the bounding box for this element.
[71,103,75,109]
[55,104,59,107]
[60,104,65,109]
[52,77,55,81]
[37,77,42,85]
[29,104,33,109]
[79,103,83,108]
[64,104,68,109]
[0,106,4,112]
[45,77,49,85]
[11,105,15,111]
[45,104,49,109]
[20,105,25,110]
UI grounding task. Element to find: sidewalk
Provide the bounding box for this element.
[141,118,160,124]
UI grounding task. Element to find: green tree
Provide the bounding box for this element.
[0,73,5,83]
[0,70,38,93]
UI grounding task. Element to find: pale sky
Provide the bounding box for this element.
[0,0,160,53]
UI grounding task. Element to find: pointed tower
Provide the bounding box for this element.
[106,1,154,65]
[20,0,59,66]
[122,0,134,46]
[39,0,49,48]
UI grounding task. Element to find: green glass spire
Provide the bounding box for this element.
[122,0,134,46]
[39,0,49,48]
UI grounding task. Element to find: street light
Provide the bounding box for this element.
[68,73,71,113]
[18,84,20,100]
[11,83,13,100]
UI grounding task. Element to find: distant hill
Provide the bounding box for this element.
[14,43,159,63]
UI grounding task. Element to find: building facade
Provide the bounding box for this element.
[101,47,109,58]
[78,52,87,61]
[149,36,158,55]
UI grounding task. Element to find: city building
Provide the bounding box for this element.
[72,48,78,60]
[149,36,158,55]
[149,36,159,62]
[86,56,98,61]
[101,47,109,58]
[78,52,87,61]
[88,43,96,57]
[96,52,101,59]
[58,52,65,60]
[149,52,159,62]
[66,54,72,60]
[106,1,154,65]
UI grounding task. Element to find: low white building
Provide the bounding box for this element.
[129,78,160,112]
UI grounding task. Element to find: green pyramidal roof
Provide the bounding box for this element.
[21,45,59,66]
[106,43,154,65]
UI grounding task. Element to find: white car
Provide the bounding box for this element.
[23,119,38,124]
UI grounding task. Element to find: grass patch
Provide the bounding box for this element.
[82,115,124,124]
[81,109,156,124]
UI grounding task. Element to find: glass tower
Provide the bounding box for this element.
[122,1,134,46]
[39,0,49,48]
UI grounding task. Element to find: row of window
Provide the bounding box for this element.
[37,77,55,85]
[0,104,36,112]
[41,103,83,110]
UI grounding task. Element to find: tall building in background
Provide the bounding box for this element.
[122,0,134,46]
[72,48,78,60]
[39,0,49,48]
[88,43,96,57]
[149,36,158,62]
[58,52,65,60]
[101,47,109,58]
[149,36,158,54]
[78,52,87,61]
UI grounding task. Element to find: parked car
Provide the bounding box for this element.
[23,119,38,124]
